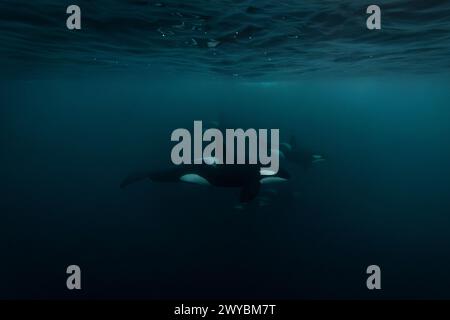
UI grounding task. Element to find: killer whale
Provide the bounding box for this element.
[121,162,290,203]
[280,136,325,169]
[208,115,325,170]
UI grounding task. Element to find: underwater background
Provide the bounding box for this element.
[1,0,450,299]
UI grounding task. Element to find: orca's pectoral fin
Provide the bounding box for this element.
[239,180,261,203]
[120,172,151,189]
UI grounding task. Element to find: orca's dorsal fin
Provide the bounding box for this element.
[239,179,260,203]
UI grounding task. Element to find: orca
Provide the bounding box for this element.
[280,136,326,169]
[206,114,325,170]
[120,161,290,203]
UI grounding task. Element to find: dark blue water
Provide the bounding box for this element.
[1,1,450,299]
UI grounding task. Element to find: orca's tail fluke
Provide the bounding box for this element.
[121,168,186,188]
[120,172,151,189]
